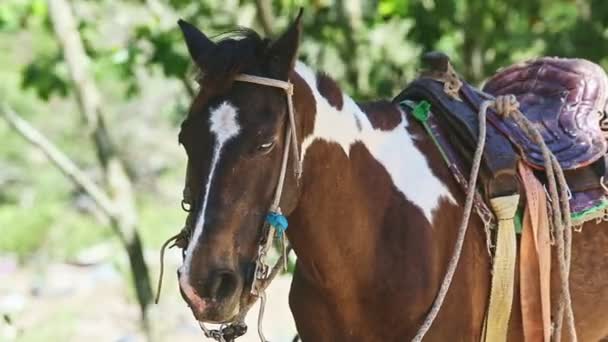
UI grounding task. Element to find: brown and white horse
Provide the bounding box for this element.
[174,12,608,341]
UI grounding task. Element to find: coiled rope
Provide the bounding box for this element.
[494,95,576,342]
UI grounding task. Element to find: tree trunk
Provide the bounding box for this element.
[47,0,153,324]
[335,0,361,92]
[254,0,274,36]
[462,1,486,83]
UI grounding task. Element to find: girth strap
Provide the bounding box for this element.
[519,162,552,342]
[483,194,520,342]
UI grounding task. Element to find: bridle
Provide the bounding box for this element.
[157,73,302,342]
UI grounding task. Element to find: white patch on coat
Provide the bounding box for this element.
[296,62,455,221]
[181,101,240,278]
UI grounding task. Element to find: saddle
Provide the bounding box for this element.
[484,57,608,170]
[394,53,608,341]
[394,52,608,201]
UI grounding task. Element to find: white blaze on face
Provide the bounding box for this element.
[181,101,241,278]
[296,61,456,222]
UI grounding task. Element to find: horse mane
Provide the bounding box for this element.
[195,28,271,93]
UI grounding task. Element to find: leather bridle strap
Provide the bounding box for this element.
[234,74,302,178]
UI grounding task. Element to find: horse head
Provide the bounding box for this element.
[175,11,305,323]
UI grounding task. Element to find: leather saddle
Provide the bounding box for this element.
[483,57,608,170]
[394,52,608,201]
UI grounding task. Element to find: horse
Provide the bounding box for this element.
[172,10,608,341]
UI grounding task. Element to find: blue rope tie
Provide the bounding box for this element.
[265,212,288,238]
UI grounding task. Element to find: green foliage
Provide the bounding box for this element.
[22,52,70,100]
[402,0,608,83]
[543,0,608,69]
[378,0,409,17]
[0,203,110,261]
[0,164,112,261]
[3,0,608,262]
[0,204,56,259]
[0,0,40,32]
[15,308,75,342]
[135,26,189,79]
[6,0,608,100]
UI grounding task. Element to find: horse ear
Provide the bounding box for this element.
[266,8,303,79]
[177,19,215,67]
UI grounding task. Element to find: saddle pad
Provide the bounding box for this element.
[483,57,608,170]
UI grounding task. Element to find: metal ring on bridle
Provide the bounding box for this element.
[181,199,192,212]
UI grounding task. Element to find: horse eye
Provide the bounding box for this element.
[257,141,275,153]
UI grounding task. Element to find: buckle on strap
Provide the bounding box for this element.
[199,321,247,342]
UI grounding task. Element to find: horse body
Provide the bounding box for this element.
[557,226,608,341]
[287,61,488,340]
[286,62,608,341]
[174,13,608,341]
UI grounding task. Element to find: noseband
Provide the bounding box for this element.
[158,73,302,342]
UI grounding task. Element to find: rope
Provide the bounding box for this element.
[411,100,490,341]
[257,291,268,342]
[271,128,293,210]
[493,95,576,342]
[235,246,293,322]
[413,95,576,341]
[155,231,183,303]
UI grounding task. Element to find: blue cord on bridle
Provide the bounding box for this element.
[265,211,289,238]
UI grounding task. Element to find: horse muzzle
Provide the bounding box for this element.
[178,267,244,323]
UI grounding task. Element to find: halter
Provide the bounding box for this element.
[198,73,302,342]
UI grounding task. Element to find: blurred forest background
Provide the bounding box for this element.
[1,0,608,341]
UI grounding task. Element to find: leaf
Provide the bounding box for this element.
[30,0,47,19]
[21,54,70,100]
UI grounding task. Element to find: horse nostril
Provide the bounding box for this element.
[207,269,239,301]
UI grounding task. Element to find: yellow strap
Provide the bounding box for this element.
[483,194,520,342]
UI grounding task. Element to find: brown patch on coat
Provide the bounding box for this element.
[316,72,344,110]
[287,123,491,340]
[359,101,403,131]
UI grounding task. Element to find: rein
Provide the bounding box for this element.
[408,98,489,341]
[156,73,301,342]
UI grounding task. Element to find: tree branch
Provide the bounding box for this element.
[1,104,116,218]
[181,77,196,99]
[48,0,153,323]
[254,0,274,36]
[335,0,360,90]
[143,0,196,100]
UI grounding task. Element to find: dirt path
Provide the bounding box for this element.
[0,247,297,341]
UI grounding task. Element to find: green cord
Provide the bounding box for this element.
[402,100,452,167]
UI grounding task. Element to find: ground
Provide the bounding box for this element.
[0,245,297,342]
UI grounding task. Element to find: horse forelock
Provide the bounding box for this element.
[294,61,457,222]
[193,29,271,99]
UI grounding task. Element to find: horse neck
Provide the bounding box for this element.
[287,62,462,288]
